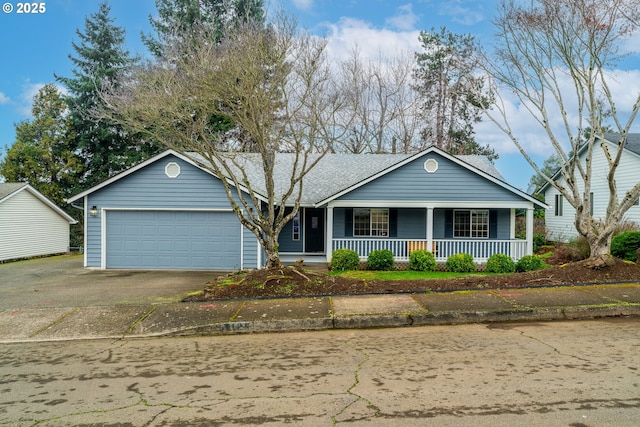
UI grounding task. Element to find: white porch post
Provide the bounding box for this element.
[426,207,434,251]
[326,205,334,262]
[526,207,534,255]
[510,208,516,239]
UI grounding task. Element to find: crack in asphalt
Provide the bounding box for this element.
[331,340,381,425]
[1,381,196,426]
[371,397,640,419]
[511,327,592,363]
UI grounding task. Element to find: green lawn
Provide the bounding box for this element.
[332,270,500,281]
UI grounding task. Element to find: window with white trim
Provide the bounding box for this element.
[354,208,389,237]
[454,210,489,238]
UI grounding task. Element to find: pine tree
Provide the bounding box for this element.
[142,0,266,147]
[142,0,265,58]
[57,1,160,189]
[414,27,497,161]
[0,84,82,205]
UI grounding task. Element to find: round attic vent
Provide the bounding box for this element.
[424,158,438,173]
[165,162,181,178]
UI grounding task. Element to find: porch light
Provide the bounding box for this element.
[90,206,98,217]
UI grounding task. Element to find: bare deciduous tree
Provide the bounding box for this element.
[100,15,353,268]
[480,0,640,262]
[336,48,421,154]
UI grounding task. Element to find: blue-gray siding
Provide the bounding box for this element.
[333,208,510,239]
[337,153,519,202]
[85,155,258,269]
[277,207,303,253]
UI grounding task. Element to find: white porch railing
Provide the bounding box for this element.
[332,238,528,263]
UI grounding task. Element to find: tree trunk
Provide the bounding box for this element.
[263,233,282,269]
[583,226,615,269]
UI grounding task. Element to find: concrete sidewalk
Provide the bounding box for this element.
[2,283,640,342]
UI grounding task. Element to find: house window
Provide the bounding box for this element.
[354,208,389,237]
[589,192,594,216]
[555,194,563,216]
[292,212,300,241]
[454,210,489,238]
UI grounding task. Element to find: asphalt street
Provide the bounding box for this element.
[2,320,640,426]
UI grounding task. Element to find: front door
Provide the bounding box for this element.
[304,208,325,253]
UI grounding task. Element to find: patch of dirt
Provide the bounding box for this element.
[186,255,640,301]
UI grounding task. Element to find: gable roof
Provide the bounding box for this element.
[65,149,257,204]
[538,132,640,194]
[187,146,528,207]
[311,146,541,207]
[606,132,640,156]
[68,146,544,208]
[0,182,28,200]
[0,183,77,224]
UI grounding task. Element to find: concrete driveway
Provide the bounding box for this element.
[0,254,224,310]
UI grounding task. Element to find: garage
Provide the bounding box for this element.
[105,210,242,270]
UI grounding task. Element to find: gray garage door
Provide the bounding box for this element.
[106,210,241,270]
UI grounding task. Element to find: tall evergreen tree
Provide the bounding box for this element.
[414,27,497,161]
[57,1,160,189]
[143,0,266,149]
[0,84,82,205]
[142,0,265,58]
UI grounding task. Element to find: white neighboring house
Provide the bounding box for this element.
[541,133,640,242]
[0,183,77,262]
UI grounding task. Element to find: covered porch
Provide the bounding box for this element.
[325,202,536,264]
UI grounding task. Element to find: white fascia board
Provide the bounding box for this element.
[66,149,268,205]
[327,200,538,209]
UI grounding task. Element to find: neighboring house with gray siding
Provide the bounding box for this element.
[541,133,640,242]
[67,146,546,270]
[0,183,77,262]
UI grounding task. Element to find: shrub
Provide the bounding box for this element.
[515,231,546,253]
[409,250,437,272]
[567,236,590,261]
[330,248,360,271]
[611,231,640,262]
[612,220,640,236]
[533,232,546,253]
[445,253,475,273]
[485,253,516,273]
[367,249,394,271]
[516,254,544,272]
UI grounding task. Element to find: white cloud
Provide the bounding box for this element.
[385,4,420,31]
[291,0,314,11]
[318,13,640,188]
[17,82,46,116]
[17,81,67,117]
[475,66,640,162]
[323,17,421,62]
[0,92,9,104]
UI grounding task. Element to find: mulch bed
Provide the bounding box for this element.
[186,256,640,301]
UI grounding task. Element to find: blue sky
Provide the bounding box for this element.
[1,0,638,190]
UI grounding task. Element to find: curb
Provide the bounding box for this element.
[134,305,640,338]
